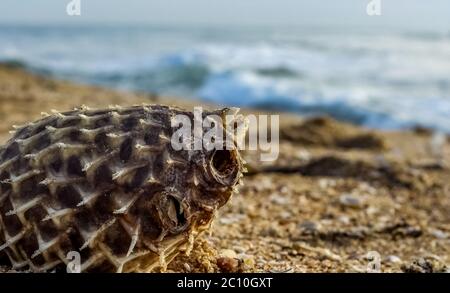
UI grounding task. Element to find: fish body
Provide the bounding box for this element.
[0,105,244,272]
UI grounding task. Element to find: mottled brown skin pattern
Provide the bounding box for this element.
[0,105,244,272]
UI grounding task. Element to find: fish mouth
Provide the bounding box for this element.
[208,107,247,187]
[209,149,241,187]
[154,191,190,235]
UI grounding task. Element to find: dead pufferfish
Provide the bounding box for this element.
[0,105,246,272]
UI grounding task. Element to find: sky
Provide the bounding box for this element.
[0,0,449,31]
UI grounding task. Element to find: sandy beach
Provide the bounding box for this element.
[0,64,449,273]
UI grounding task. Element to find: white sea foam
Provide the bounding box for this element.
[0,26,449,132]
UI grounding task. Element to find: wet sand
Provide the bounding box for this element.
[0,65,449,273]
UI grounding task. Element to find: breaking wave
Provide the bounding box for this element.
[1,25,449,132]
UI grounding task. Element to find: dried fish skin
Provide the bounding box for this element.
[0,105,245,272]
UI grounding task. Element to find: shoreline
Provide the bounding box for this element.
[0,65,449,272]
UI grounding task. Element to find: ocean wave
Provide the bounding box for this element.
[1,26,449,133]
[199,71,450,132]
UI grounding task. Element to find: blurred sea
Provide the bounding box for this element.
[0,25,449,132]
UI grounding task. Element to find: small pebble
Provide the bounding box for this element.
[430,229,447,239]
[220,249,237,259]
[219,214,245,225]
[183,263,191,272]
[260,227,280,237]
[403,226,422,238]
[270,194,290,205]
[257,259,266,266]
[234,246,246,253]
[299,220,319,232]
[254,178,272,191]
[385,255,402,264]
[239,254,256,269]
[339,194,362,208]
[217,257,239,273]
[318,179,336,189]
[280,211,292,220]
[318,179,329,189]
[280,186,289,194]
[338,216,350,224]
[295,150,311,161]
